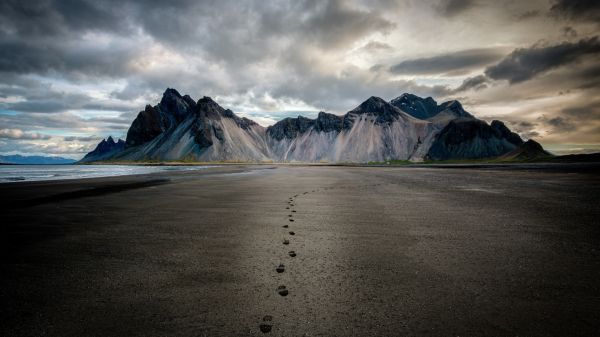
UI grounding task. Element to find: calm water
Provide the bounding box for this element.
[0,165,213,183]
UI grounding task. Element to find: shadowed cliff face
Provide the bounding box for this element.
[390,93,440,119]
[499,139,554,161]
[84,89,541,163]
[267,116,316,141]
[426,118,524,160]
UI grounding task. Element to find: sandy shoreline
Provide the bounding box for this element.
[1,164,599,336]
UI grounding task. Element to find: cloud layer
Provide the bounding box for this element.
[0,0,599,158]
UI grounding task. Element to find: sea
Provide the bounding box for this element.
[0,165,213,183]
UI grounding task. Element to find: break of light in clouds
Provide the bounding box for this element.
[0,0,599,158]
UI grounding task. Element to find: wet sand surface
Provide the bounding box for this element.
[1,164,599,336]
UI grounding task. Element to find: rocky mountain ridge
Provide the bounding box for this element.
[80,88,545,163]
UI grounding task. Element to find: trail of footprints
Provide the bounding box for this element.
[259,191,307,333]
[259,183,388,333]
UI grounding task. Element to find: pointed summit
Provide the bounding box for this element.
[159,88,194,122]
[390,93,439,119]
[350,96,411,124]
[197,96,216,104]
[161,88,182,100]
[351,96,397,115]
[437,100,473,119]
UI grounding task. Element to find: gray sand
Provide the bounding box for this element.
[1,164,599,336]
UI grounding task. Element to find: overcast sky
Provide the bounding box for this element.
[0,0,599,158]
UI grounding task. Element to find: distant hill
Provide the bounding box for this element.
[545,152,600,163]
[499,139,553,161]
[0,154,75,165]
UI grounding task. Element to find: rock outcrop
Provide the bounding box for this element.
[80,136,125,163]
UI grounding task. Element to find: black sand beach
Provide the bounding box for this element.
[1,164,599,336]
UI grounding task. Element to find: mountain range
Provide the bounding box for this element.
[0,154,76,165]
[80,88,548,163]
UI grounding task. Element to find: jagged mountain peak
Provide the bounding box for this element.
[267,115,316,140]
[390,94,474,120]
[162,87,182,99]
[350,95,414,125]
[390,93,439,119]
[392,93,436,104]
[159,88,195,121]
[353,96,390,112]
[80,136,125,162]
[100,136,124,146]
[437,100,473,118]
[197,96,217,104]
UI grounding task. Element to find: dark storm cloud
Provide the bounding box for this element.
[0,112,92,131]
[0,38,141,77]
[0,0,134,37]
[0,1,140,77]
[130,0,395,66]
[484,36,600,84]
[0,87,132,114]
[0,88,87,112]
[271,67,453,112]
[562,26,578,39]
[542,116,576,133]
[506,121,540,139]
[515,10,541,21]
[299,0,395,49]
[453,75,490,92]
[550,0,600,23]
[436,0,476,16]
[389,48,505,76]
[0,0,397,108]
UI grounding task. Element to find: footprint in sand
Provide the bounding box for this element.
[259,315,273,333]
[288,251,296,257]
[289,231,295,235]
[277,285,289,296]
[283,239,290,245]
[276,264,285,273]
